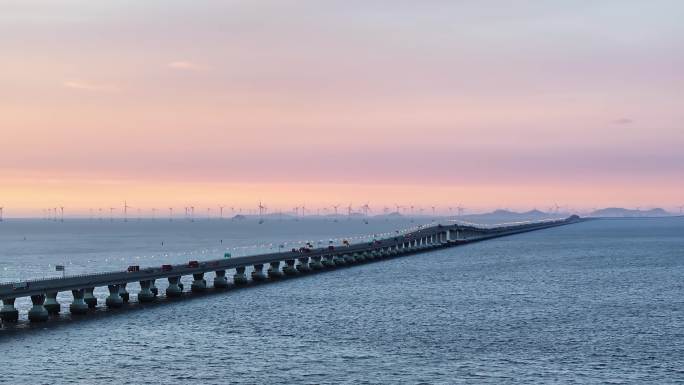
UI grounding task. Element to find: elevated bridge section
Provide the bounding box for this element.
[0,216,584,324]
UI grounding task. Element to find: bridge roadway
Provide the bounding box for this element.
[0,216,583,323]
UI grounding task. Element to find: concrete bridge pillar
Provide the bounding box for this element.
[283,259,298,276]
[214,270,230,288]
[44,291,60,315]
[106,285,124,308]
[309,256,324,270]
[234,266,248,285]
[84,287,97,308]
[138,280,155,303]
[119,283,130,302]
[28,294,49,322]
[296,257,311,272]
[445,230,451,242]
[343,254,355,264]
[0,298,19,323]
[251,264,267,281]
[322,255,335,267]
[150,280,159,297]
[333,254,346,266]
[166,277,183,297]
[70,289,89,314]
[191,273,207,292]
[268,261,283,278]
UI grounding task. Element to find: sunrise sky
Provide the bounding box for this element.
[1,1,683,216]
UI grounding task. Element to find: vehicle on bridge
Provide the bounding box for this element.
[161,264,173,271]
[187,260,200,268]
[127,265,140,273]
[12,282,29,291]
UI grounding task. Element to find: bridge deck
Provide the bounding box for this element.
[0,217,583,301]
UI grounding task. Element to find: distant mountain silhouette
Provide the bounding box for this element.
[457,209,562,224]
[590,207,671,217]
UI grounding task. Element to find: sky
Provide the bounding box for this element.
[1,0,683,216]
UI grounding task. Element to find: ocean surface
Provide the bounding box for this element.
[0,217,682,384]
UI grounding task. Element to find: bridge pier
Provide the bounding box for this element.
[214,270,230,288]
[44,291,60,315]
[333,254,346,266]
[106,285,124,308]
[296,257,311,272]
[251,264,267,281]
[70,289,89,314]
[268,261,282,278]
[283,260,298,276]
[234,266,248,285]
[138,280,155,303]
[0,298,19,323]
[119,283,130,303]
[309,256,324,270]
[322,255,335,267]
[28,294,49,322]
[84,287,97,308]
[191,273,207,292]
[166,277,183,297]
[150,280,159,297]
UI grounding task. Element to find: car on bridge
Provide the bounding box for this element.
[12,282,29,291]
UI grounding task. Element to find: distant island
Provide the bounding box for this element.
[589,207,671,217]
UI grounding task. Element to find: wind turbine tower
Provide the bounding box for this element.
[123,201,131,222]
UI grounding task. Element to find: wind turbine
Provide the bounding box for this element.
[332,204,340,216]
[0,206,3,222]
[109,207,115,221]
[457,205,465,217]
[123,201,131,222]
[152,208,156,219]
[60,206,64,222]
[431,206,436,216]
[168,207,173,221]
[258,201,266,224]
[219,205,225,219]
[361,203,371,217]
[190,206,195,222]
[347,203,353,218]
[98,208,103,220]
[678,205,683,215]
[53,207,58,221]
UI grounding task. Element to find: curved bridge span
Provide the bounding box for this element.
[0,216,584,324]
